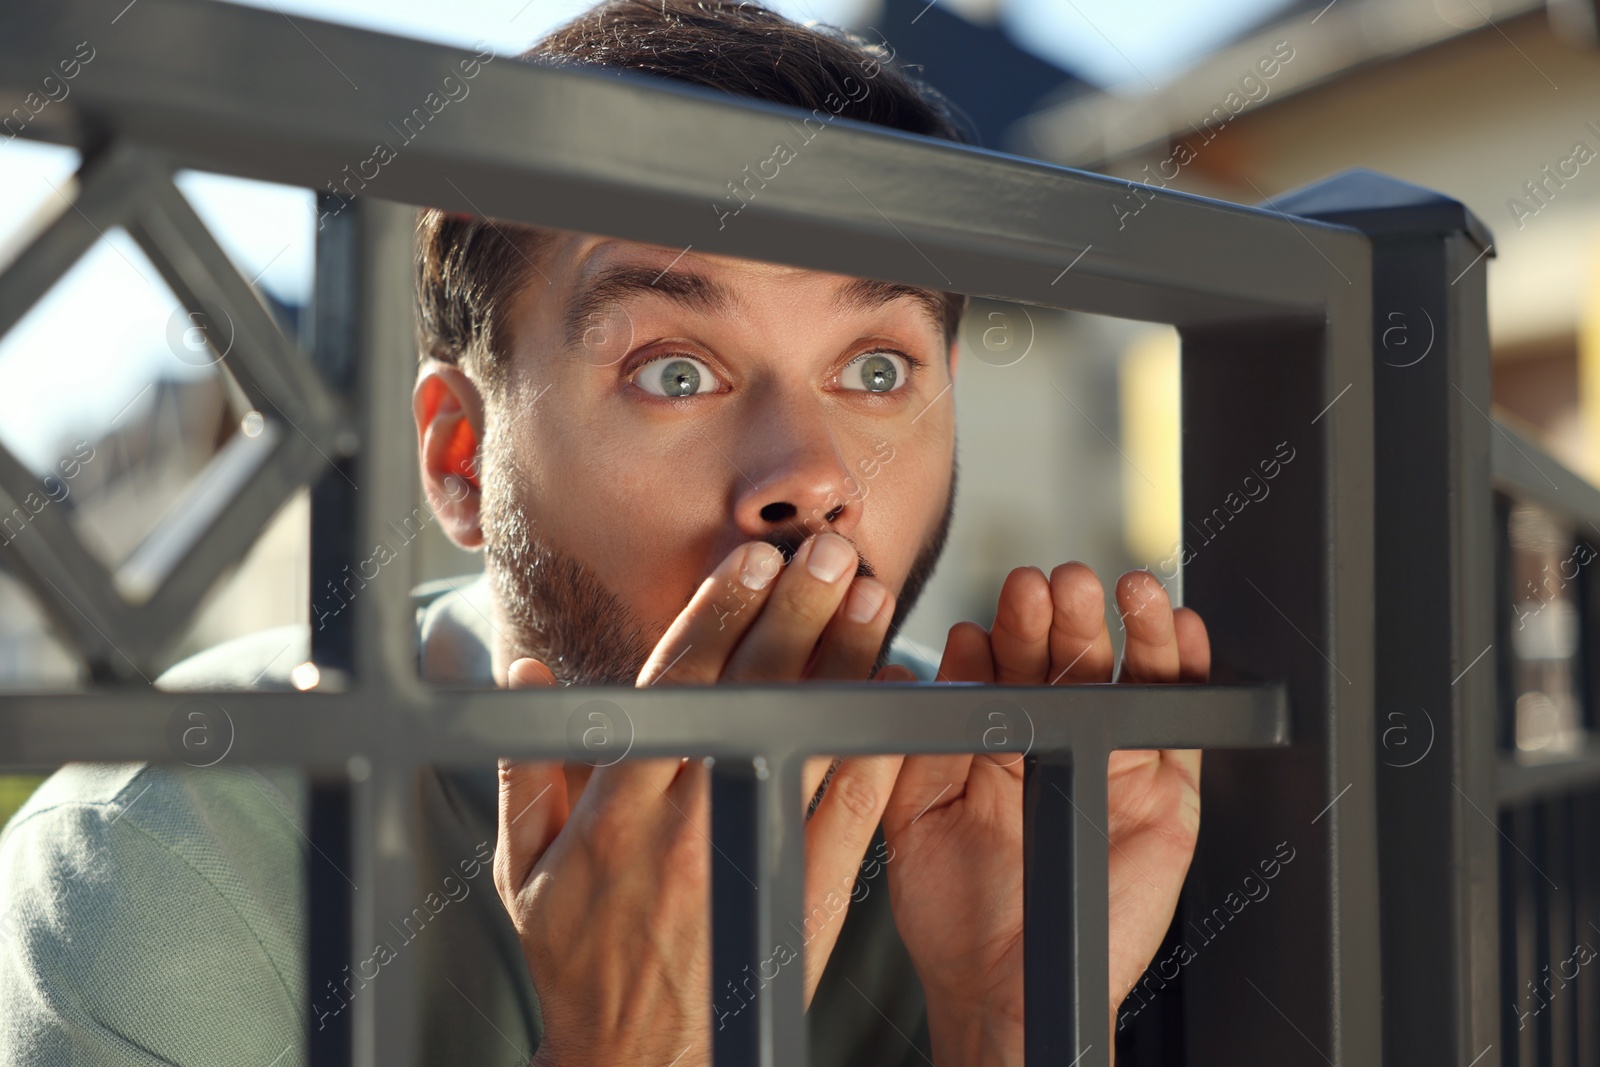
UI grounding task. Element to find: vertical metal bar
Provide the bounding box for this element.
[353,196,431,1067]
[1024,742,1113,1067]
[1580,529,1600,736]
[1496,493,1518,753]
[311,194,426,1067]
[346,197,427,689]
[1069,749,1110,1065]
[1505,805,1538,1065]
[357,761,423,1067]
[308,191,361,678]
[307,191,421,679]
[1534,804,1554,1062]
[1023,753,1077,1063]
[765,755,808,1067]
[712,758,761,1064]
[1546,798,1575,1066]
[1573,537,1599,1065]
[306,191,360,1067]
[1023,739,1112,1067]
[1574,792,1600,1065]
[1499,806,1519,1067]
[345,767,378,1067]
[1178,303,1380,1064]
[711,753,806,1067]
[307,779,353,1067]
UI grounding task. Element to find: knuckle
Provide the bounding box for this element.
[662,820,708,873]
[991,605,1044,646]
[1153,805,1202,852]
[492,853,512,900]
[827,770,881,823]
[772,577,834,624]
[713,580,758,625]
[1052,564,1105,617]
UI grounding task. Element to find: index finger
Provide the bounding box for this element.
[637,540,786,687]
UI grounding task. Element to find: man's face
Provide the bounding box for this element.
[459,231,959,684]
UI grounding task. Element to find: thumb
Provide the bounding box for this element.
[508,657,557,688]
[495,658,568,905]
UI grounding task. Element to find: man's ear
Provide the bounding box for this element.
[414,361,485,550]
[948,337,961,380]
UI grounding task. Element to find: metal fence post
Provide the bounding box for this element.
[1277,169,1502,1067]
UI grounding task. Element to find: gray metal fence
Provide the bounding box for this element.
[2,0,1594,1064]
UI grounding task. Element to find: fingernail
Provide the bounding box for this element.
[807,533,856,583]
[844,579,888,623]
[740,543,784,591]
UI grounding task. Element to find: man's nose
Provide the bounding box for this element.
[731,412,864,545]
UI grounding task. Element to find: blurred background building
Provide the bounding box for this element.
[0,0,1596,737]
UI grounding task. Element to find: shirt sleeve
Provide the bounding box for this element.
[0,764,308,1067]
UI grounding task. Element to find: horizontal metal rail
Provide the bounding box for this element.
[1492,417,1600,529]
[1499,743,1600,806]
[2,0,1364,327]
[0,682,1288,765]
[1489,419,1600,804]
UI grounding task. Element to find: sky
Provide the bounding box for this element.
[0,0,1293,476]
[0,138,315,475]
[213,0,1296,95]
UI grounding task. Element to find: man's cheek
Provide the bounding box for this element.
[865,460,947,595]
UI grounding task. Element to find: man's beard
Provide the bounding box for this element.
[481,448,958,686]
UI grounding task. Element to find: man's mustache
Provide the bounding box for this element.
[763,532,877,578]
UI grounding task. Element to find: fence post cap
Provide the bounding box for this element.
[1268,166,1494,255]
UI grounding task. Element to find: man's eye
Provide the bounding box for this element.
[633,356,721,398]
[840,351,908,393]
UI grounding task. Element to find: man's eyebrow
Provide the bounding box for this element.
[562,264,738,349]
[832,278,947,337]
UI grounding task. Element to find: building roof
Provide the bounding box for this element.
[865,0,1086,151]
[1012,0,1547,166]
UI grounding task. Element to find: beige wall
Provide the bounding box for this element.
[1088,14,1600,474]
[1091,15,1599,350]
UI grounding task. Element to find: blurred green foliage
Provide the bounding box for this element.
[0,774,48,830]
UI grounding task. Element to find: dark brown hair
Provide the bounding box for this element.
[415,0,972,378]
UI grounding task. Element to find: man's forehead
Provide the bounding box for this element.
[566,234,856,288]
[555,234,949,337]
